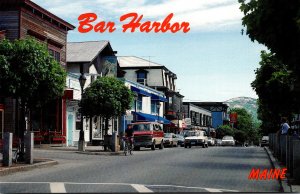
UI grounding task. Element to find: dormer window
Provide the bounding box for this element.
[136,69,148,85]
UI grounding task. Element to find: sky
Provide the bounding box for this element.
[33,0,266,102]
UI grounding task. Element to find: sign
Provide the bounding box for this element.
[230,113,238,123]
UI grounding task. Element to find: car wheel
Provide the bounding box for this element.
[134,146,140,151]
[151,141,156,150]
[158,141,164,150]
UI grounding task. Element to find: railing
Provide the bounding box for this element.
[268,133,300,183]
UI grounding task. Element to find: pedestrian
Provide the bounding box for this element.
[280,117,290,135]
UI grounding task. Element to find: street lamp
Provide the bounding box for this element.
[156,102,161,122]
[176,110,180,134]
[78,73,86,151]
[134,93,138,122]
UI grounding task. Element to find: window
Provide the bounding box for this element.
[137,95,143,111]
[151,100,157,114]
[136,71,147,85]
[49,49,60,62]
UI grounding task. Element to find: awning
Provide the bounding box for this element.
[133,112,170,124]
[131,86,151,97]
[151,93,167,102]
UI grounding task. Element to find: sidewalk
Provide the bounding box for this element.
[265,147,300,193]
[0,145,123,176]
[35,144,123,156]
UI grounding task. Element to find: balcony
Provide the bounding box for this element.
[137,78,147,86]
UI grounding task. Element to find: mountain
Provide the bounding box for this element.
[225,97,259,123]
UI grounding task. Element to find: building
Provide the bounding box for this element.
[118,56,185,132]
[182,102,212,129]
[66,41,118,146]
[0,0,75,141]
[121,79,169,133]
[187,102,229,129]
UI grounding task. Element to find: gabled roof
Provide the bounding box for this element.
[67,41,109,63]
[117,56,163,68]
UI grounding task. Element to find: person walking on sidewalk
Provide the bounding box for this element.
[280,117,290,135]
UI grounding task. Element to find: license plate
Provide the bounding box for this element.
[191,142,195,145]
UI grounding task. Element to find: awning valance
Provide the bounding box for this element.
[133,112,170,124]
[151,93,167,102]
[131,86,151,97]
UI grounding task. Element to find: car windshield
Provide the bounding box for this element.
[185,131,196,137]
[132,124,151,131]
[164,133,172,138]
[223,136,233,140]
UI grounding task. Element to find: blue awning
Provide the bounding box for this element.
[151,93,167,102]
[131,86,151,97]
[133,112,170,124]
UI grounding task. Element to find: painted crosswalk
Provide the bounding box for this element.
[0,182,239,193]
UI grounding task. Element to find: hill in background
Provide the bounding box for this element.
[225,97,259,123]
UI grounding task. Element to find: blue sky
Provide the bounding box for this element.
[33,0,266,102]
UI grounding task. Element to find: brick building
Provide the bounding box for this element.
[0,0,75,142]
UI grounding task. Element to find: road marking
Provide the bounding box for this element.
[0,182,238,193]
[205,188,222,192]
[131,184,153,193]
[50,182,66,193]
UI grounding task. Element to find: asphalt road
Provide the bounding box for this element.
[0,146,280,193]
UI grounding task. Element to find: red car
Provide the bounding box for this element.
[132,122,164,150]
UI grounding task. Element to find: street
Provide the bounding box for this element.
[0,146,280,193]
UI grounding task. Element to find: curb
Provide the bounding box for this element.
[264,147,292,192]
[0,159,58,176]
[76,151,123,156]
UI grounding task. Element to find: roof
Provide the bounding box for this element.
[67,41,109,63]
[118,56,164,68]
[0,0,75,31]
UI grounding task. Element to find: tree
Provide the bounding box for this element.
[251,51,295,133]
[229,108,260,143]
[216,125,234,139]
[0,38,66,157]
[239,0,300,76]
[80,77,134,135]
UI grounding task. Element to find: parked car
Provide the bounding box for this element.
[216,139,222,146]
[163,133,178,147]
[260,136,269,147]
[132,122,164,150]
[207,137,215,146]
[221,136,235,146]
[176,134,185,147]
[184,130,208,148]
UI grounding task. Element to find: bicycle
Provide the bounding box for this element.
[13,138,22,163]
[123,136,133,156]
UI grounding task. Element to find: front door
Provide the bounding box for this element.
[0,109,3,139]
[67,113,74,146]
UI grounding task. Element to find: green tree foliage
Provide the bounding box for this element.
[216,125,234,139]
[0,38,66,108]
[251,51,295,133]
[80,77,134,134]
[239,0,300,75]
[229,108,261,143]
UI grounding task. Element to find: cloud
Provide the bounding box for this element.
[32,0,243,31]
